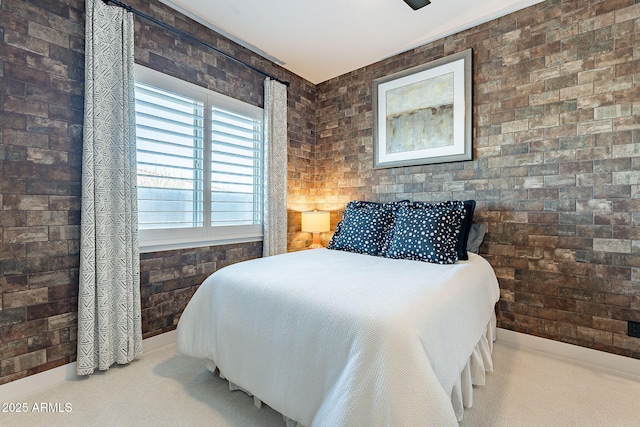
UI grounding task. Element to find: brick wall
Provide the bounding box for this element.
[0,0,85,385]
[0,0,315,385]
[140,242,262,336]
[2,0,638,388]
[315,0,640,358]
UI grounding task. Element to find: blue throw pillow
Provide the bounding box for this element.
[327,200,408,256]
[456,200,476,261]
[384,201,466,264]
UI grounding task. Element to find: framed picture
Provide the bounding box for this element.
[373,49,472,169]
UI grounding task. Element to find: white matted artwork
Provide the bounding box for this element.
[373,49,472,169]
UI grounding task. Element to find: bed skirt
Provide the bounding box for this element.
[207,312,496,426]
[450,311,496,421]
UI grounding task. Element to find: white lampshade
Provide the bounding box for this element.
[301,210,330,233]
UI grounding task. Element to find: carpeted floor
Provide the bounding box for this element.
[2,341,639,426]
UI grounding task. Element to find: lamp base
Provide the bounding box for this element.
[307,232,324,249]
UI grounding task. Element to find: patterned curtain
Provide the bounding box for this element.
[262,78,288,256]
[77,0,142,375]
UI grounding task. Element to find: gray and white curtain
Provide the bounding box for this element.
[78,0,141,375]
[263,78,288,257]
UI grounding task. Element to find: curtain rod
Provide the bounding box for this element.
[100,0,290,87]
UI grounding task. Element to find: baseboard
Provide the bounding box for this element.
[0,329,177,402]
[142,329,177,353]
[497,328,640,377]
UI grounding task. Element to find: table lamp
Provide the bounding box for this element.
[301,210,330,249]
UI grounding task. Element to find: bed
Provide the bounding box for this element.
[177,200,500,426]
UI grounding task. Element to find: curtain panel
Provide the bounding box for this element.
[263,78,288,256]
[78,0,142,375]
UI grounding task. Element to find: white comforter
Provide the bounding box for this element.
[177,249,500,426]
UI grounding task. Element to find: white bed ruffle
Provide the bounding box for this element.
[210,312,497,426]
[450,311,496,421]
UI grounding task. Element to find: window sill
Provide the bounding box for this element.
[139,235,263,254]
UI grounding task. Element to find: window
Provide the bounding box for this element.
[134,66,263,251]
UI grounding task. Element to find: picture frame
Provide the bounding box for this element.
[373,49,472,169]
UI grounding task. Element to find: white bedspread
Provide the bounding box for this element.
[177,249,500,426]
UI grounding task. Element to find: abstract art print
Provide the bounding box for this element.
[373,49,472,168]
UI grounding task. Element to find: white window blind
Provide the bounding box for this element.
[134,65,264,252]
[211,107,262,226]
[135,83,204,230]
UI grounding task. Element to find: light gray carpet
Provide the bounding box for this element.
[2,341,639,426]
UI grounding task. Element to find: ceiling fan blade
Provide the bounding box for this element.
[403,0,431,10]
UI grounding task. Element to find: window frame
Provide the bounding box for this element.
[134,65,264,253]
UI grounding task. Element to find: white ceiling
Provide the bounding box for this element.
[158,0,544,84]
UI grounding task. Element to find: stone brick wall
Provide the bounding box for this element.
[2,0,638,388]
[315,0,640,358]
[140,242,262,336]
[0,0,85,385]
[0,0,315,385]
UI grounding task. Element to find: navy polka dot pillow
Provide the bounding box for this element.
[384,201,466,264]
[327,200,409,256]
